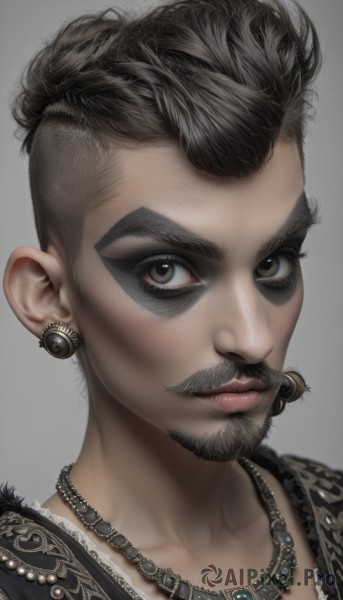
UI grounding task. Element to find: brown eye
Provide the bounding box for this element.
[255,256,291,280]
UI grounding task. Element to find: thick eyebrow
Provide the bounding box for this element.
[94,207,226,261]
[95,193,319,262]
[255,192,319,262]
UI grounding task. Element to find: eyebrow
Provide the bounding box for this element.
[255,192,319,262]
[95,193,319,261]
[95,207,225,261]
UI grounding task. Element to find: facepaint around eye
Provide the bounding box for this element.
[255,247,307,290]
[134,254,200,295]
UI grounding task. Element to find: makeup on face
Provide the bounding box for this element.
[94,207,223,317]
[94,196,318,318]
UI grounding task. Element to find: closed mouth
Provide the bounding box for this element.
[193,379,268,396]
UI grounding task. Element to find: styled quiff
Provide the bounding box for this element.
[12,0,321,263]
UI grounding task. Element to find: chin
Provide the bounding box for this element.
[168,412,273,462]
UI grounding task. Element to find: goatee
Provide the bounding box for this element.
[168,413,273,462]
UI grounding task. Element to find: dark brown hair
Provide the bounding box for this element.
[12,0,321,259]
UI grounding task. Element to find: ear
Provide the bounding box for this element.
[3,246,79,339]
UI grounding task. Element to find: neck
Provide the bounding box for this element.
[71,390,263,550]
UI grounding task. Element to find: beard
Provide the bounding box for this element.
[168,413,273,462]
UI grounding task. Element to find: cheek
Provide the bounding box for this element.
[75,279,213,432]
[75,271,202,402]
[271,278,304,361]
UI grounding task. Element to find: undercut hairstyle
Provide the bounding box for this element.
[12,0,321,270]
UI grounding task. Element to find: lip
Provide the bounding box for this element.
[195,379,268,396]
[194,380,268,414]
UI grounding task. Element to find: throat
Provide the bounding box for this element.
[56,460,296,600]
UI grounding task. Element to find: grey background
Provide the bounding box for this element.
[1,0,342,504]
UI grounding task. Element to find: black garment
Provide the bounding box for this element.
[0,448,342,600]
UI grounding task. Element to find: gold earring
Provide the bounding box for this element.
[272,370,310,417]
[39,322,82,359]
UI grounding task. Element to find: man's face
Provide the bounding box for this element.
[72,140,311,461]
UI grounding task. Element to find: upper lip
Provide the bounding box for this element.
[194,379,268,396]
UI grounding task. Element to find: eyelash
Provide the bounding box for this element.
[255,247,308,290]
[133,247,307,297]
[134,254,200,298]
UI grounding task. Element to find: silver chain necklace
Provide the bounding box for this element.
[56,459,296,600]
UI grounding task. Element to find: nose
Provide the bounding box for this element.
[213,277,274,365]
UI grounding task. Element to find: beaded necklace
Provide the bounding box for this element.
[56,459,296,600]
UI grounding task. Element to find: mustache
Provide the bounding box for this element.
[165,361,289,395]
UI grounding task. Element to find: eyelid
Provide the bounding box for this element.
[257,269,302,290]
[256,246,307,275]
[257,229,309,262]
[133,252,219,285]
[257,238,307,264]
[272,246,308,259]
[135,254,205,297]
[99,236,226,269]
[255,246,307,290]
[132,253,197,275]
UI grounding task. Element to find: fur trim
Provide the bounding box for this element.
[0,483,32,518]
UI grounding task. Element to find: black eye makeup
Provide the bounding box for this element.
[254,243,308,291]
[131,254,201,297]
[98,248,209,318]
[94,197,318,317]
[94,208,221,318]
